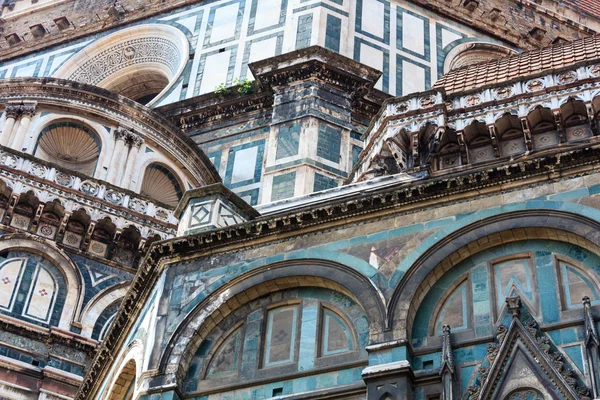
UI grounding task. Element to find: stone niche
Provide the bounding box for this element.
[174,183,260,236]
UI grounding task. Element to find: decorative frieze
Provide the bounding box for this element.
[0,145,177,240]
[354,62,600,183]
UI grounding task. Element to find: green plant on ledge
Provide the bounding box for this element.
[233,77,254,95]
[214,82,231,97]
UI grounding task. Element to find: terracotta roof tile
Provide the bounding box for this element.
[434,34,600,94]
[564,0,600,19]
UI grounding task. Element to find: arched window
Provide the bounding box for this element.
[558,260,600,309]
[264,305,299,366]
[34,121,101,176]
[432,280,469,335]
[0,251,66,327]
[320,309,353,356]
[108,359,136,400]
[140,163,183,207]
[207,326,243,377]
[186,287,364,394]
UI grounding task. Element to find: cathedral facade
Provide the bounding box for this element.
[0,0,599,399]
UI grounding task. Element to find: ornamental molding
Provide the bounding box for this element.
[354,64,600,183]
[0,144,176,236]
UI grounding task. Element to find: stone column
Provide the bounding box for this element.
[0,105,20,146]
[106,129,128,185]
[11,104,36,151]
[119,134,144,189]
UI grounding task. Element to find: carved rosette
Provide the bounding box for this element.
[129,198,148,213]
[54,172,73,187]
[29,163,48,178]
[80,181,100,196]
[104,189,124,205]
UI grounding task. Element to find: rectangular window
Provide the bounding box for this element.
[264,306,298,366]
[317,124,342,163]
[276,123,301,160]
[352,145,362,166]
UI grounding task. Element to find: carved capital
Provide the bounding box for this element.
[4,105,20,119]
[113,129,128,141]
[505,296,521,318]
[20,105,37,118]
[126,132,144,148]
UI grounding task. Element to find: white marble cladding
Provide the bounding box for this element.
[355,63,600,181]
[0,0,495,101]
[0,147,177,238]
[177,197,246,236]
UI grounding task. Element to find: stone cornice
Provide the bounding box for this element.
[250,46,381,98]
[156,47,388,133]
[0,78,221,186]
[77,140,600,399]
[0,314,98,355]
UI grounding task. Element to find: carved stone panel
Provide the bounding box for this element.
[566,125,593,142]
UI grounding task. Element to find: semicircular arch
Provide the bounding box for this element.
[389,205,600,342]
[54,23,189,107]
[157,259,387,387]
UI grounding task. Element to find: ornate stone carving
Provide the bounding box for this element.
[80,180,100,196]
[493,86,513,99]
[419,95,436,108]
[467,296,588,400]
[54,172,73,187]
[104,189,124,205]
[1,154,18,168]
[4,105,20,119]
[557,71,577,84]
[526,79,544,92]
[465,95,481,106]
[69,38,180,86]
[129,198,147,213]
[29,163,48,178]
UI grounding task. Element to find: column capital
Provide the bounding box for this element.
[127,132,144,148]
[20,104,37,118]
[4,105,20,119]
[113,128,129,141]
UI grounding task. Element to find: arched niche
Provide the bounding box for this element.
[443,42,517,73]
[157,259,386,387]
[33,121,101,176]
[53,24,189,106]
[140,163,183,207]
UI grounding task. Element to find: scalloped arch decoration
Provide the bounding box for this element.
[53,24,189,106]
